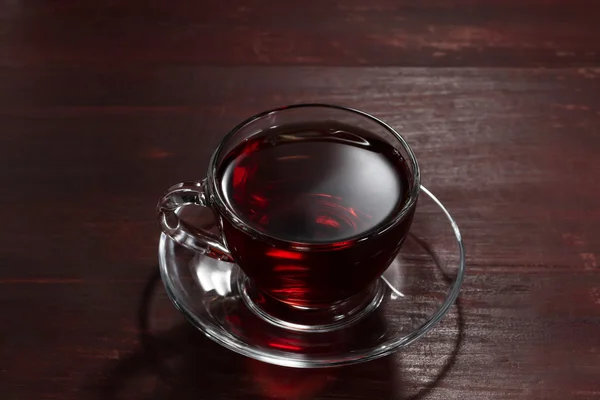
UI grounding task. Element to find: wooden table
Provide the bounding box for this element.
[1,1,599,399]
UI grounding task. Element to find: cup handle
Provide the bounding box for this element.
[157,180,233,262]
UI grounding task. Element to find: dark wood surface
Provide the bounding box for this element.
[1,1,600,399]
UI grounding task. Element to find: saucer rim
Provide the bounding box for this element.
[158,185,465,368]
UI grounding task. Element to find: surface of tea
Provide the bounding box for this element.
[220,122,410,243]
[217,122,415,306]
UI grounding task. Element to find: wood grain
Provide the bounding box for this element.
[1,0,600,67]
[1,0,600,399]
[1,65,599,399]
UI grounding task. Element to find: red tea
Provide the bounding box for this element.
[218,122,416,306]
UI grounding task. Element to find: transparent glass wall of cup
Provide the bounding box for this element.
[157,105,420,323]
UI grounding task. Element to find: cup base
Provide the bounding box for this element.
[238,275,385,333]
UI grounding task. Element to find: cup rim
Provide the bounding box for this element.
[207,103,421,249]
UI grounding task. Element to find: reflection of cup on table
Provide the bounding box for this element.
[158,104,420,332]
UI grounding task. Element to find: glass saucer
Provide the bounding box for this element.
[158,186,465,368]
